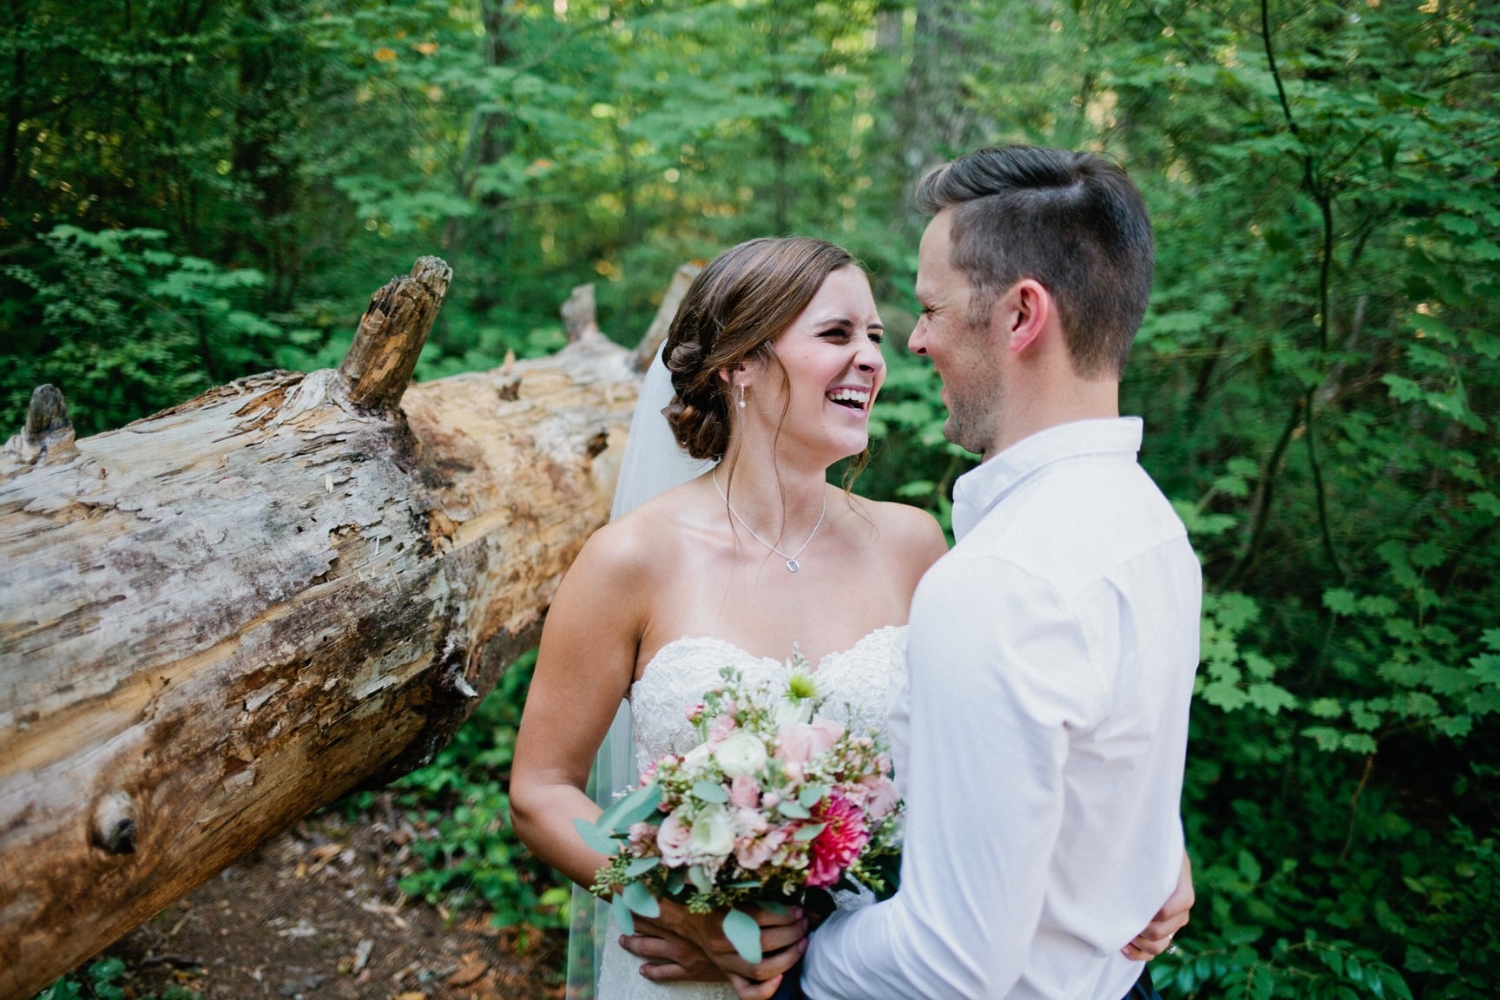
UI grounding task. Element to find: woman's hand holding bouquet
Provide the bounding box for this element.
[574,657,903,963]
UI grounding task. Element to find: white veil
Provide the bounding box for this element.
[565,343,714,998]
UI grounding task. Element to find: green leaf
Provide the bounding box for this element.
[622,880,661,918]
[798,784,828,808]
[573,818,620,856]
[1324,589,1358,615]
[778,800,812,819]
[792,823,827,842]
[692,781,730,804]
[625,856,662,877]
[599,784,663,833]
[1247,682,1297,715]
[722,908,763,964]
[688,865,712,895]
[612,892,635,936]
[1251,965,1275,1000]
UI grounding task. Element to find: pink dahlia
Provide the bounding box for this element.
[805,795,869,888]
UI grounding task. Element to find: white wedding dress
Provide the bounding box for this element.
[593,625,906,1000]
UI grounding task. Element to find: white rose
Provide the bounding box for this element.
[714,731,768,778]
[688,805,736,859]
[681,742,713,771]
[771,698,813,728]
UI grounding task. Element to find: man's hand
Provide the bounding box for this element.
[1122,851,1194,960]
[619,901,809,990]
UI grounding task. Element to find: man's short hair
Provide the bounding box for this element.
[915,145,1154,379]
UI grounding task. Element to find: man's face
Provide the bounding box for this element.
[910,209,1005,458]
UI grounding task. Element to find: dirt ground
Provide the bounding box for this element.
[88,801,567,1000]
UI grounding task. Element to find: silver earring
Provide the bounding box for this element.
[737,384,746,409]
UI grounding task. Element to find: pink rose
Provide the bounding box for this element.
[735,825,789,871]
[775,719,845,765]
[805,795,869,888]
[858,775,900,821]
[628,821,659,854]
[656,810,693,867]
[706,714,737,748]
[729,774,762,809]
[684,703,705,722]
[732,806,769,837]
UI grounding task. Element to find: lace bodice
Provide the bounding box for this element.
[592,625,906,1000]
[627,626,906,776]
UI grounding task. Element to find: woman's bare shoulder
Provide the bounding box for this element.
[846,494,949,568]
[575,483,703,581]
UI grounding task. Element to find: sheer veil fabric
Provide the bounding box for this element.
[565,344,714,998]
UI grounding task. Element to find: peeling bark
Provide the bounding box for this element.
[0,263,646,998]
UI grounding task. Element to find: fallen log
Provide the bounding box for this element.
[0,257,660,998]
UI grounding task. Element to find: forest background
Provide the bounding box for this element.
[4,0,1498,997]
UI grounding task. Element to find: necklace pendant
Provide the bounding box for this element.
[786,559,800,573]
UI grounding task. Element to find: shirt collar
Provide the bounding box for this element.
[950,417,1144,541]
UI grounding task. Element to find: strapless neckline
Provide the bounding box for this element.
[598,623,906,1000]
[634,624,904,688]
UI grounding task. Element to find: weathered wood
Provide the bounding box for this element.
[1,384,77,475]
[632,262,703,372]
[337,257,452,410]
[0,264,648,999]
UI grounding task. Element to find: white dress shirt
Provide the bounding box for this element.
[804,417,1201,1000]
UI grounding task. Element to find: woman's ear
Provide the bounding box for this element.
[718,364,750,389]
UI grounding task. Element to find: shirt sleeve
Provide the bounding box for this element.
[803,555,1102,1000]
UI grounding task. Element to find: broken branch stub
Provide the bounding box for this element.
[1,384,77,473]
[562,283,603,344]
[633,262,703,372]
[338,256,453,410]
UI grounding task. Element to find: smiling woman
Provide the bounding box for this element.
[507,236,948,1000]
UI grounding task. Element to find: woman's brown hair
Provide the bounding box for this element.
[663,236,859,461]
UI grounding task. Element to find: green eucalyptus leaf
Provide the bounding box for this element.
[611,892,635,936]
[622,880,661,918]
[692,781,730,804]
[573,818,620,856]
[722,908,763,964]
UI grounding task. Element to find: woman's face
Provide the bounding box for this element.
[746,266,886,465]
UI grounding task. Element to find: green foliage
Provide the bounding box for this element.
[1,225,290,433]
[384,649,571,930]
[33,957,195,1000]
[10,0,1500,995]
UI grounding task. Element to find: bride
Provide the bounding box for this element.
[510,236,1187,1000]
[511,236,943,998]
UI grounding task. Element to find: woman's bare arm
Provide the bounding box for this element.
[510,518,808,986]
[510,521,650,888]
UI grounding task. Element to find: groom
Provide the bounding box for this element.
[783,146,1202,999]
[627,145,1201,999]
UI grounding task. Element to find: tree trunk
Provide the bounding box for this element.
[0,257,646,999]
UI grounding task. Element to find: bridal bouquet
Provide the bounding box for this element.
[574,658,903,962]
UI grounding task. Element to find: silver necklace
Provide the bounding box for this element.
[711,469,826,573]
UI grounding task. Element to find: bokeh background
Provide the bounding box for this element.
[5,1,1497,996]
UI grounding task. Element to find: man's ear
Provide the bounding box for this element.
[1004,279,1053,356]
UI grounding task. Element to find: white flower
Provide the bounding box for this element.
[714,731,769,778]
[681,742,713,772]
[771,697,813,728]
[688,805,736,859]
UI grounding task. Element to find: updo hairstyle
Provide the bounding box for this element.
[664,236,859,461]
